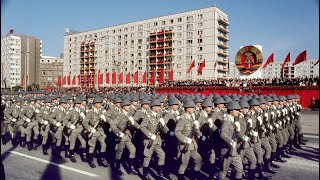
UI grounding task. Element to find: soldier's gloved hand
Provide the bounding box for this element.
[275,123,279,128]
[264,113,268,120]
[91,128,96,133]
[279,121,282,126]
[257,116,262,125]
[128,116,135,125]
[100,114,106,122]
[271,112,275,118]
[80,112,86,119]
[208,118,213,128]
[297,112,300,116]
[247,119,252,127]
[150,134,156,140]
[70,124,75,129]
[169,131,175,136]
[277,110,281,117]
[11,118,17,122]
[43,120,49,125]
[119,132,124,138]
[269,124,273,130]
[25,118,31,123]
[244,136,249,142]
[201,135,206,141]
[56,122,62,127]
[159,118,165,126]
[186,137,192,144]
[176,116,181,120]
[252,131,258,137]
[234,121,241,132]
[230,140,236,147]
[193,120,199,129]
[35,109,40,113]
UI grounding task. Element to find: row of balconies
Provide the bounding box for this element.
[149,60,173,65]
[217,42,229,49]
[217,50,229,56]
[217,33,229,41]
[149,52,173,58]
[150,30,173,36]
[81,41,95,46]
[218,25,229,33]
[218,18,229,25]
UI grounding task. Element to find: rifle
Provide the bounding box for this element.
[88,119,101,139]
[181,124,195,153]
[147,121,161,149]
[63,111,85,137]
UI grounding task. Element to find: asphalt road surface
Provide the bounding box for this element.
[1,110,319,180]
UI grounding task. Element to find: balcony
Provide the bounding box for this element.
[217,42,229,49]
[216,58,228,64]
[149,54,157,58]
[217,50,229,56]
[218,25,229,33]
[218,18,229,25]
[218,34,229,41]
[150,32,157,36]
[217,66,228,72]
[157,38,164,42]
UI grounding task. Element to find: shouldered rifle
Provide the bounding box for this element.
[181,124,195,153]
[63,112,85,137]
[147,121,161,149]
[88,118,102,139]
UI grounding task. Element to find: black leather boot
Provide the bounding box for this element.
[87,153,96,168]
[69,150,77,163]
[114,160,124,175]
[33,138,41,150]
[1,135,9,145]
[79,148,87,162]
[20,136,26,147]
[128,158,138,175]
[158,165,168,180]
[298,134,307,145]
[270,152,280,168]
[54,146,63,159]
[11,137,18,147]
[64,145,70,158]
[27,141,33,151]
[177,174,185,180]
[247,169,256,180]
[42,144,48,155]
[264,159,277,174]
[282,147,292,158]
[97,153,109,167]
[209,163,218,180]
[257,163,272,179]
[143,167,151,180]
[276,148,287,163]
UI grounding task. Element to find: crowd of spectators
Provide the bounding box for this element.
[159,76,319,87]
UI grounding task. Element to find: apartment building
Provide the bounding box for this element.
[39,54,64,89]
[1,34,42,89]
[63,6,230,88]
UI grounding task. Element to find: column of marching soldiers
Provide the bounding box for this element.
[1,91,308,180]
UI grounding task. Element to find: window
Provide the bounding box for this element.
[187,32,193,38]
[177,25,182,30]
[198,55,203,60]
[170,19,174,24]
[187,24,193,30]
[187,16,193,22]
[198,30,203,35]
[161,21,166,25]
[138,25,143,30]
[198,39,203,43]
[131,26,134,31]
[177,18,182,22]
[154,22,158,26]
[177,33,182,38]
[198,22,203,28]
[198,14,203,20]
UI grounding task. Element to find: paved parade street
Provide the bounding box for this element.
[1,110,319,180]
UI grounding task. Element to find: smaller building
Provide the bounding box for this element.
[39,54,64,89]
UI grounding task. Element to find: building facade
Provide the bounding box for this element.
[63,6,230,88]
[1,35,22,88]
[1,34,42,89]
[39,54,64,89]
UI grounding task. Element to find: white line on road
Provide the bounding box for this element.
[304,134,319,139]
[9,151,99,178]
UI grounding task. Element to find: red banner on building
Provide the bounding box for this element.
[57,76,62,87]
[168,69,173,81]
[187,60,195,73]
[293,50,307,65]
[142,71,147,83]
[118,72,123,83]
[134,71,139,84]
[106,72,110,84]
[126,72,131,84]
[112,72,117,84]
[72,76,76,85]
[159,68,165,84]
[197,59,205,74]
[262,53,274,68]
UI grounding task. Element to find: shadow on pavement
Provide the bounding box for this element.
[40,148,66,180]
[290,146,319,162]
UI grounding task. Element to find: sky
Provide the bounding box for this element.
[1,0,319,62]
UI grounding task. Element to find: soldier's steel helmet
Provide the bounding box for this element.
[226,101,241,110]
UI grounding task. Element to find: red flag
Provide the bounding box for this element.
[142,71,147,83]
[262,53,274,68]
[282,52,290,69]
[159,68,165,83]
[112,71,117,84]
[134,71,139,84]
[187,60,195,73]
[77,75,81,85]
[293,50,307,65]
[57,76,62,87]
[150,71,156,84]
[67,74,71,85]
[98,70,103,84]
[118,72,123,83]
[106,72,110,84]
[62,76,66,85]
[197,59,205,74]
[72,76,76,85]
[168,69,174,81]
[126,72,131,84]
[314,59,319,67]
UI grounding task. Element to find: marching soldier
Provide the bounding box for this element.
[218,100,243,180]
[5,96,26,147]
[128,95,139,116]
[110,99,140,176]
[82,96,109,168]
[237,100,257,180]
[278,96,292,159]
[1,97,12,145]
[140,99,168,180]
[48,98,68,158]
[36,97,53,155]
[20,96,40,151]
[175,99,203,180]
[63,98,87,162]
[247,98,271,179]
[292,95,306,148]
